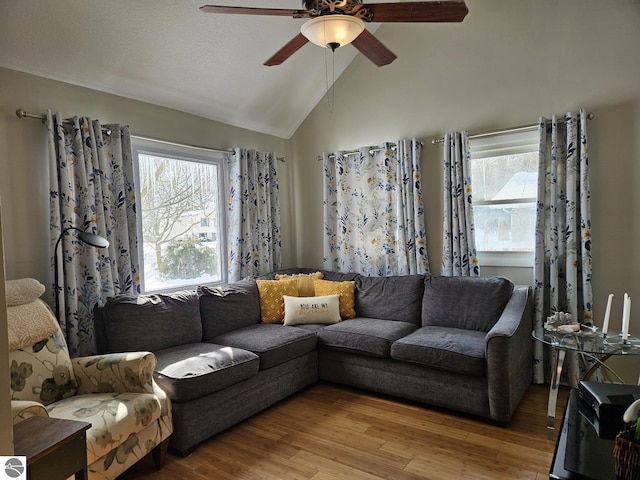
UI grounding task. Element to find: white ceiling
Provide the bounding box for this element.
[0,0,389,139]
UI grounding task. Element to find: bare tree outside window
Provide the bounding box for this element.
[132,139,226,292]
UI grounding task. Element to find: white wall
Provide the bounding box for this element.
[289,0,640,379]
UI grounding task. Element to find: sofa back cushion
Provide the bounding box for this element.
[421,276,514,332]
[95,290,201,353]
[199,279,261,340]
[355,275,425,324]
[317,270,360,282]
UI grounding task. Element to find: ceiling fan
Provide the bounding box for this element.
[200,1,468,67]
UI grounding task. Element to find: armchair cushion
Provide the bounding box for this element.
[9,329,78,405]
[46,392,162,466]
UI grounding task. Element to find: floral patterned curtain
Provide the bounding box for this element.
[226,148,282,282]
[48,111,140,356]
[322,138,429,276]
[442,131,479,276]
[532,109,593,385]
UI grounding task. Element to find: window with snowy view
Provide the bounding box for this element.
[132,137,226,292]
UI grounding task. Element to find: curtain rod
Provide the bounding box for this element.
[132,134,285,162]
[316,140,425,161]
[16,109,285,162]
[430,111,595,144]
[16,108,113,135]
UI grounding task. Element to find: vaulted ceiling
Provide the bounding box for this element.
[0,0,393,138]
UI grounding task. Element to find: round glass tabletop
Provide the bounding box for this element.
[532,328,640,355]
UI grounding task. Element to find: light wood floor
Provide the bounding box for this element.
[121,382,569,480]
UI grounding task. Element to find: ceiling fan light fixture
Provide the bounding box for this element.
[300,14,365,50]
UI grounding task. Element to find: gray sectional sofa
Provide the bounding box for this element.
[94,269,533,456]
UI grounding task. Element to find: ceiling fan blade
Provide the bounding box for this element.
[361,1,468,23]
[350,30,397,67]
[200,5,310,17]
[264,33,310,66]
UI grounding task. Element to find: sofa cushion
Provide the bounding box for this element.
[318,318,417,358]
[283,294,341,326]
[390,326,486,377]
[95,290,201,353]
[199,280,261,341]
[290,324,328,334]
[256,279,299,323]
[153,343,259,402]
[313,279,356,320]
[355,275,425,324]
[421,276,514,332]
[212,324,318,370]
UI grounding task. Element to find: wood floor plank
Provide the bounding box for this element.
[120,382,568,480]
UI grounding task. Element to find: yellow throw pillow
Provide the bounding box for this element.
[283,294,341,326]
[256,278,299,323]
[313,279,356,320]
[274,271,324,297]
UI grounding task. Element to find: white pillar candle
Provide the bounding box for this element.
[626,297,632,340]
[622,293,630,340]
[602,294,613,335]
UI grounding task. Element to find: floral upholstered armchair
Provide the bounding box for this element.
[8,278,172,480]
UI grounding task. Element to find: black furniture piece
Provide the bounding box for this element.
[550,389,616,480]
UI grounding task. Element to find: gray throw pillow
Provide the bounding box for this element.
[421,276,514,332]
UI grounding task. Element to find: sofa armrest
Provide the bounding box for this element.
[12,400,49,425]
[485,285,533,423]
[72,351,156,395]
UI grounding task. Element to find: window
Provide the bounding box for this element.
[469,127,538,267]
[131,137,227,292]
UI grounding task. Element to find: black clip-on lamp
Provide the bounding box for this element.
[53,226,109,324]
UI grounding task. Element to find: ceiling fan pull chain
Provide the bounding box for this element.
[324,47,335,114]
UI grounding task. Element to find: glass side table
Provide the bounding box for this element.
[532,328,640,438]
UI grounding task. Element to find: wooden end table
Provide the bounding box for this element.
[13,416,91,480]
